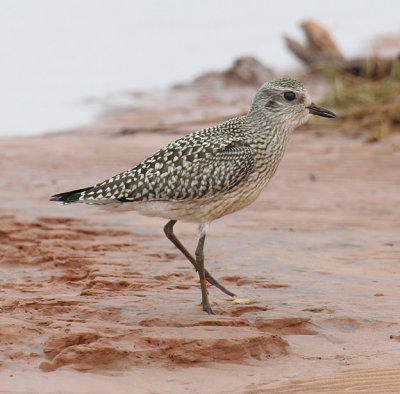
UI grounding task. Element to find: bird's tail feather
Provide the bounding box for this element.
[50,186,93,204]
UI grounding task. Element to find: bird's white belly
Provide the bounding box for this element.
[104,171,269,224]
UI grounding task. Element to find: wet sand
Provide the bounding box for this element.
[0,86,400,393]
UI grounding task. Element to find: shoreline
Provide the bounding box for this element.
[1,89,400,391]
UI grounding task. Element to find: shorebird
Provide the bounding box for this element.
[51,78,335,314]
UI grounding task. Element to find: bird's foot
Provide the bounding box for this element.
[205,271,236,298]
[202,301,215,315]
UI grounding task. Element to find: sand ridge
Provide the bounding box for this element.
[0,96,399,391]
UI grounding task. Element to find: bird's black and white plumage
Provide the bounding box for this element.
[51,117,255,205]
[51,78,336,314]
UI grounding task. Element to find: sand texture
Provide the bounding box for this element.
[0,86,400,393]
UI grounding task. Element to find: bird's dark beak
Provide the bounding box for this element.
[307,102,336,118]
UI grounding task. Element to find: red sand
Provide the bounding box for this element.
[0,87,400,392]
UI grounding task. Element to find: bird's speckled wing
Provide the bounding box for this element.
[79,117,255,203]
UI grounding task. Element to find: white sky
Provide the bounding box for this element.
[1,0,399,136]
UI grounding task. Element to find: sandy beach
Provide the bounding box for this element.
[0,83,400,393]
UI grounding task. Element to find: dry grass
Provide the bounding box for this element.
[314,64,400,141]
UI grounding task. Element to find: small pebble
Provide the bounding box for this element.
[232,298,252,305]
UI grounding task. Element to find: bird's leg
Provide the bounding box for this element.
[195,224,214,314]
[163,220,235,297]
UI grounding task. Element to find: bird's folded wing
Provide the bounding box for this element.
[117,142,255,202]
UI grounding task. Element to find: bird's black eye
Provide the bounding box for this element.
[284,91,296,101]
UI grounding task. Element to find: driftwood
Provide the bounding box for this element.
[285,20,399,79]
[340,56,399,79]
[191,56,274,88]
[284,20,344,65]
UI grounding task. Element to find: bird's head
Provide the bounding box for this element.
[248,78,336,131]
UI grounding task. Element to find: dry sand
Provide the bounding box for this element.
[0,85,400,393]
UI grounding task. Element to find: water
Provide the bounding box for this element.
[1,0,399,137]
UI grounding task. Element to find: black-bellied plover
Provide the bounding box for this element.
[51,78,335,314]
